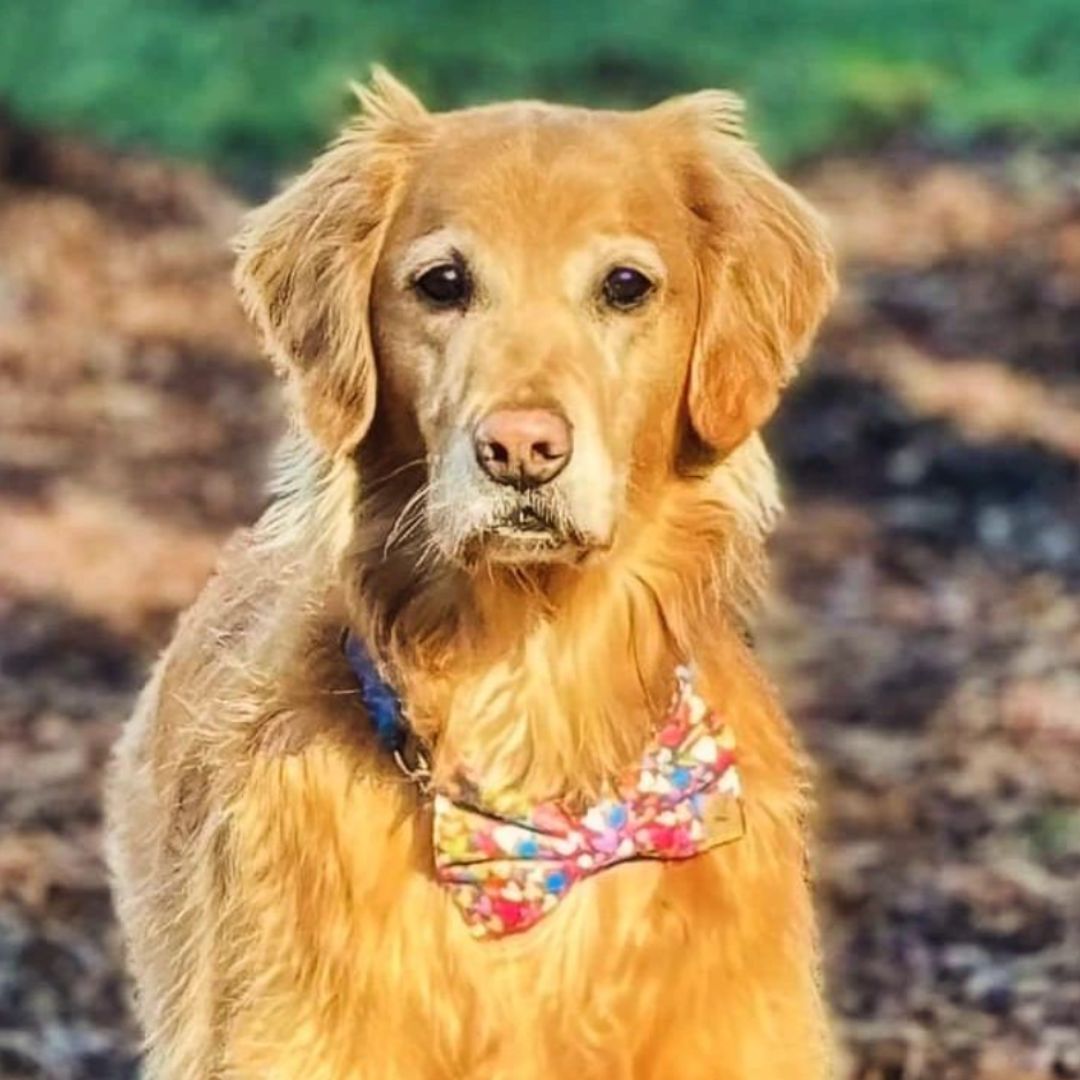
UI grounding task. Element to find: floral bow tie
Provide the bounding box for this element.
[432,667,744,939]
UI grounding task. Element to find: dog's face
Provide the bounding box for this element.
[371,107,706,564]
[236,72,835,568]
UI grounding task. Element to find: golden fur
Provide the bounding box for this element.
[106,70,837,1078]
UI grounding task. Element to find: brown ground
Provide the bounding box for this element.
[1,115,1078,1079]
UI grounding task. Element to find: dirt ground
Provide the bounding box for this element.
[1,114,1078,1079]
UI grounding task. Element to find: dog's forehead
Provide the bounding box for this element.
[430,101,637,157]
[394,103,687,242]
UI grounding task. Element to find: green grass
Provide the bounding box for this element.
[2,0,1079,183]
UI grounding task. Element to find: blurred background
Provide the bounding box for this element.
[1,2,1079,1077]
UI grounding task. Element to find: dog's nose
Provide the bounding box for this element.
[473,409,573,488]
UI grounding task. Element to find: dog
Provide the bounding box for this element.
[106,69,836,1079]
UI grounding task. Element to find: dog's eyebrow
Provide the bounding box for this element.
[396,227,470,287]
[586,236,666,277]
[561,235,667,296]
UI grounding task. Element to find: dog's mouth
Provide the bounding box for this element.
[493,503,559,537]
[483,505,571,560]
[463,498,597,565]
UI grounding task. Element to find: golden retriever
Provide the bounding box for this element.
[106,69,837,1079]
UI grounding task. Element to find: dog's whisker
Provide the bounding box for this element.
[382,483,431,556]
[360,456,427,499]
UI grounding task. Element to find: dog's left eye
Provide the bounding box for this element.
[413,262,471,309]
[601,266,655,310]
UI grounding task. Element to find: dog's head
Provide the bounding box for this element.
[236,71,835,568]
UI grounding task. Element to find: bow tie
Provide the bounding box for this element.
[342,636,744,940]
[432,667,744,939]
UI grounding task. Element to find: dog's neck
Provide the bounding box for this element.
[343,474,764,801]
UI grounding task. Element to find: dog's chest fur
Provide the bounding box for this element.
[219,704,815,1079]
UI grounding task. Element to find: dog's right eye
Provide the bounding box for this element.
[413,262,471,309]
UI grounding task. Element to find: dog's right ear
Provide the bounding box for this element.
[234,68,428,456]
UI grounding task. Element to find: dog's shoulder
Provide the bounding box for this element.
[165,527,278,682]
[124,527,299,752]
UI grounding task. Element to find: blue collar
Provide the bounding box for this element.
[342,632,408,754]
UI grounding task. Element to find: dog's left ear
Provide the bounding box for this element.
[234,68,429,456]
[655,91,837,458]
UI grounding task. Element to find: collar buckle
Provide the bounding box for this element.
[392,745,433,794]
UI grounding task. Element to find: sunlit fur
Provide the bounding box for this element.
[106,69,837,1079]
